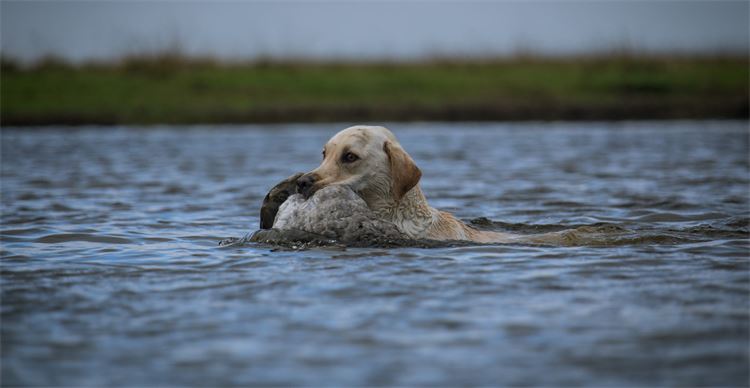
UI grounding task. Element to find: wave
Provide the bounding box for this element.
[222,217,749,249]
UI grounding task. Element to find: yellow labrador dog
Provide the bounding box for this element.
[294,125,514,243]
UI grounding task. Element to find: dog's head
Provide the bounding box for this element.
[297,125,422,205]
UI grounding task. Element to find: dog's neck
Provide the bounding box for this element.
[361,185,438,238]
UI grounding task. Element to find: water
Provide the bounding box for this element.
[1,121,748,386]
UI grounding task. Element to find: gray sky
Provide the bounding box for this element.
[1,1,748,62]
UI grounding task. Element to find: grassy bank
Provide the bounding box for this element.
[1,55,747,125]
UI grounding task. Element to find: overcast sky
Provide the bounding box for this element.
[1,1,748,62]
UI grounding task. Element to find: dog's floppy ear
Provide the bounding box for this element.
[384,140,422,201]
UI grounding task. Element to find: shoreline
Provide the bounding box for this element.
[2,101,747,127]
[4,117,747,130]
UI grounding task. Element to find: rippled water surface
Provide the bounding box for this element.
[2,121,748,386]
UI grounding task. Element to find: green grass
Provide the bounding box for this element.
[1,55,747,125]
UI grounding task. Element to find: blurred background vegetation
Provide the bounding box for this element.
[2,52,747,125]
[1,2,747,125]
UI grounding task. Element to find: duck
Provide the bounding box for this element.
[254,174,407,244]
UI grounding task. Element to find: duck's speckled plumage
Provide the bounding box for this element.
[273,185,407,242]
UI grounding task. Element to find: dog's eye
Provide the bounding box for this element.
[322,150,326,159]
[342,152,359,163]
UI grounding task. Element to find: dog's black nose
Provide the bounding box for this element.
[296,174,317,198]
